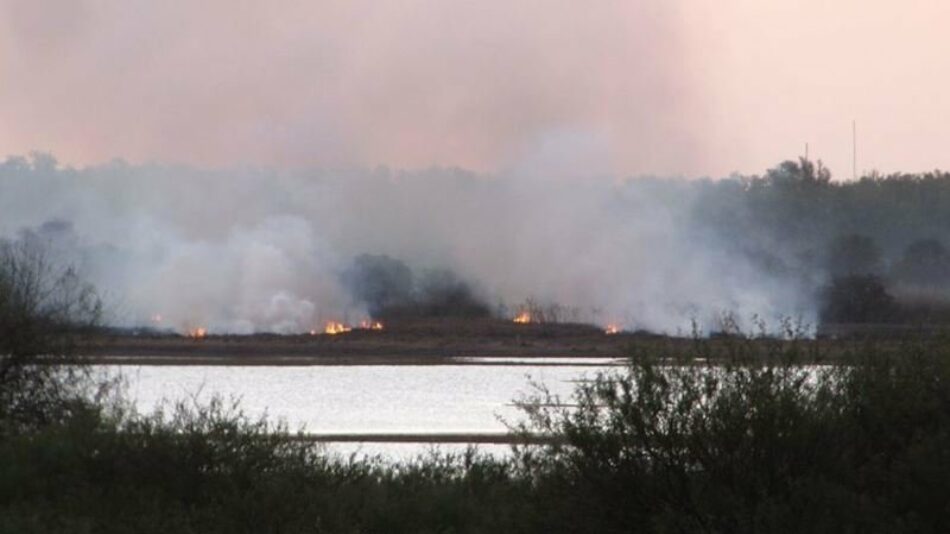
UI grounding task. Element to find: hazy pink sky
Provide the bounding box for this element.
[1,0,948,178]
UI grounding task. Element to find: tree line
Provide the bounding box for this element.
[692,159,950,325]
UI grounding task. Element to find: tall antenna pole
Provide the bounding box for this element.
[851,119,858,180]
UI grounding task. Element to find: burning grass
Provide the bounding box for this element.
[323,321,352,335]
[186,327,207,339]
[321,319,384,335]
[513,311,532,324]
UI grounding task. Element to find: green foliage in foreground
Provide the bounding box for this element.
[515,338,950,533]
[0,397,527,534]
[3,339,950,533]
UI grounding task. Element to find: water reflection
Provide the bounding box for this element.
[108,361,612,459]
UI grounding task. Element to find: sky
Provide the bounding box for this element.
[2,0,949,179]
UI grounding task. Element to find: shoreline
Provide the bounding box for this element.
[71,317,929,367]
[78,318,640,365]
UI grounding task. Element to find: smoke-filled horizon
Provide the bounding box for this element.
[1,153,820,335]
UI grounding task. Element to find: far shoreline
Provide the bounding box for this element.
[68,317,921,366]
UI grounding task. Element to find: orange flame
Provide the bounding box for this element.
[513,311,531,324]
[605,324,621,335]
[187,327,207,339]
[360,320,384,330]
[324,321,352,335]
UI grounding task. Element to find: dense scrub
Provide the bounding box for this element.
[515,337,950,533]
[0,398,529,533]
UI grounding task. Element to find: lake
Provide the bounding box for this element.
[106,357,623,460]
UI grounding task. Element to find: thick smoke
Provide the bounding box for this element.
[0,1,704,176]
[0,153,815,334]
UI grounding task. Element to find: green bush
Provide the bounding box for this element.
[0,395,530,533]
[0,238,101,433]
[515,338,950,533]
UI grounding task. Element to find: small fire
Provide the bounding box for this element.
[360,320,384,330]
[605,324,621,335]
[324,321,352,335]
[187,327,207,339]
[513,311,532,324]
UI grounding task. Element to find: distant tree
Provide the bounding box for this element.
[415,269,489,318]
[891,238,950,288]
[765,157,831,187]
[826,234,883,278]
[737,157,835,248]
[341,254,413,317]
[820,274,898,324]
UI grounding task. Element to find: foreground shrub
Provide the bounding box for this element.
[0,395,528,534]
[0,238,100,433]
[515,338,950,533]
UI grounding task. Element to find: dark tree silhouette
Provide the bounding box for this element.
[341,254,413,316]
[342,254,489,319]
[415,268,489,318]
[892,238,950,287]
[764,157,832,187]
[827,234,883,278]
[0,239,100,430]
[820,275,898,324]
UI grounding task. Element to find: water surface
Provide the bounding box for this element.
[110,360,615,459]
